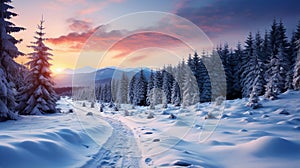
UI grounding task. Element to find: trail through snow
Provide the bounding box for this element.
[82,117,141,168]
[70,101,142,168]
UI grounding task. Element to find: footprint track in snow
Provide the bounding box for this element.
[82,116,141,168]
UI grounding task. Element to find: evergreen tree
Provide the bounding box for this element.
[292,21,300,90]
[277,20,290,92]
[224,49,235,99]
[293,50,300,90]
[204,49,226,100]
[182,64,199,106]
[162,69,173,104]
[247,32,265,106]
[171,81,181,106]
[128,75,136,104]
[199,51,211,102]
[0,0,24,120]
[116,72,128,104]
[104,83,112,102]
[146,70,154,105]
[293,22,300,89]
[265,19,288,99]
[134,69,147,106]
[252,32,265,96]
[247,84,262,109]
[17,18,57,115]
[153,70,163,105]
[241,32,255,97]
[232,42,243,98]
[111,79,118,102]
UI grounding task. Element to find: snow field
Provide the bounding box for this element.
[1,91,300,168]
[0,97,112,168]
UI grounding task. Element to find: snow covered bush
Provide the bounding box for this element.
[147,112,155,119]
[91,102,95,108]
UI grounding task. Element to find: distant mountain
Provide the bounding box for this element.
[53,67,151,87]
[61,66,97,74]
[62,68,74,74]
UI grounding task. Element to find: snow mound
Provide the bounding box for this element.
[0,129,87,168]
[242,136,300,158]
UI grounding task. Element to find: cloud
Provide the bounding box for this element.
[128,55,148,63]
[108,32,184,59]
[175,0,300,39]
[67,18,92,32]
[47,24,187,59]
[47,26,99,52]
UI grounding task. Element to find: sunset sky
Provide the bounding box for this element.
[11,0,300,73]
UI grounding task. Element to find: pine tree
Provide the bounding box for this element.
[171,62,183,105]
[241,32,255,97]
[153,70,163,105]
[292,21,300,90]
[232,42,243,98]
[17,18,57,115]
[128,75,136,104]
[199,51,211,102]
[265,19,288,99]
[247,84,262,109]
[162,69,173,104]
[106,83,112,102]
[171,81,181,106]
[277,20,290,92]
[204,49,226,100]
[134,69,147,106]
[116,72,128,104]
[247,32,265,107]
[0,0,24,120]
[252,32,265,96]
[146,70,154,105]
[182,64,199,106]
[293,50,300,90]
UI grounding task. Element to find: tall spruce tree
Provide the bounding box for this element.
[134,69,147,106]
[146,70,154,105]
[265,19,288,99]
[128,74,136,104]
[231,42,243,98]
[162,69,173,104]
[199,51,211,102]
[247,32,265,108]
[241,32,255,97]
[293,22,300,89]
[116,72,128,104]
[153,70,163,105]
[285,28,299,90]
[0,0,24,120]
[182,63,199,106]
[17,18,57,115]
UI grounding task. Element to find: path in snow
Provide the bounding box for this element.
[81,116,141,168]
[65,100,142,168]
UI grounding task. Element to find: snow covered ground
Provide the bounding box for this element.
[0,99,112,168]
[1,91,300,168]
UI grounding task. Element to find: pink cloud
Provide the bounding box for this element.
[67,18,92,32]
[128,55,148,63]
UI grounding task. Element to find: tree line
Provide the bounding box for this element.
[93,19,300,109]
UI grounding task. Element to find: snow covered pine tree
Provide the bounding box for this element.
[17,17,58,115]
[0,0,25,121]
